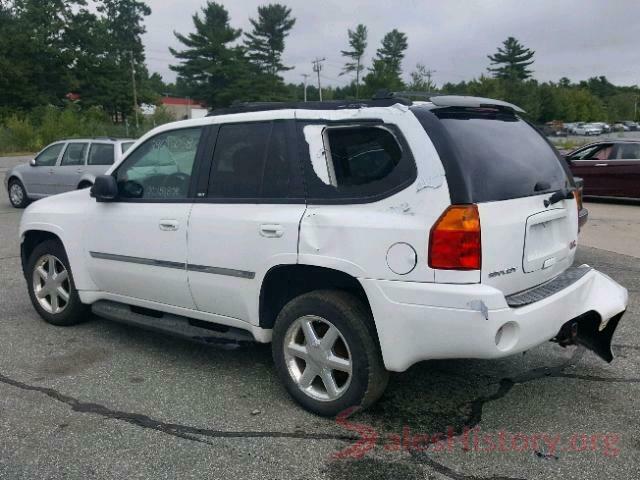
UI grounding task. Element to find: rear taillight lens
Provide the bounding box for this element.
[429,204,481,270]
[574,189,583,212]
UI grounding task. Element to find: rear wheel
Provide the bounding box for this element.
[77,181,93,189]
[272,290,388,416]
[8,179,29,208]
[26,239,90,326]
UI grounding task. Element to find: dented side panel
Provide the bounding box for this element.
[297,106,451,282]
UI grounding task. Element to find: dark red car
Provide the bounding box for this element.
[565,140,640,199]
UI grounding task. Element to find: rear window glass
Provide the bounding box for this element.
[413,107,570,203]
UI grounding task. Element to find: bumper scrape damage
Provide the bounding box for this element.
[554,310,625,363]
[363,265,628,372]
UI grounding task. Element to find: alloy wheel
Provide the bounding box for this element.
[9,182,24,206]
[32,254,71,314]
[283,315,353,402]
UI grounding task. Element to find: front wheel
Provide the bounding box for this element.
[8,179,29,208]
[26,239,90,326]
[272,290,388,416]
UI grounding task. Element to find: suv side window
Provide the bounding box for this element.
[115,127,203,200]
[297,122,416,202]
[35,143,64,167]
[60,143,88,166]
[324,126,402,187]
[207,122,291,199]
[88,143,115,166]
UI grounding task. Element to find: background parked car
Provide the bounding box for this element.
[4,137,134,208]
[573,123,602,136]
[591,122,611,133]
[613,123,630,132]
[564,140,640,199]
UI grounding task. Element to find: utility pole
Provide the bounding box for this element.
[301,73,310,102]
[312,57,325,101]
[130,52,139,129]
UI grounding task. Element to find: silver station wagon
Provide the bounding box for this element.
[5,137,135,208]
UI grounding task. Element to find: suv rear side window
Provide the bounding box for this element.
[412,107,570,203]
[297,122,416,203]
[207,122,291,199]
[325,127,401,187]
[88,144,115,166]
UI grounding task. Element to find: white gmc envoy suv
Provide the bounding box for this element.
[19,95,628,416]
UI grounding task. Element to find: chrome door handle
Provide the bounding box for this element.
[159,220,179,231]
[594,163,608,167]
[76,168,84,173]
[260,224,284,238]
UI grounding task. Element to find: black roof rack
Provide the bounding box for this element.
[206,97,412,117]
[372,90,441,101]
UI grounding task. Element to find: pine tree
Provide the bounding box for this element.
[340,24,367,99]
[244,3,295,96]
[170,2,249,108]
[488,37,535,81]
[363,29,408,94]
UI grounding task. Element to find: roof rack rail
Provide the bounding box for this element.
[206,97,411,116]
[372,90,441,101]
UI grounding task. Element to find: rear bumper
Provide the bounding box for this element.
[361,266,628,372]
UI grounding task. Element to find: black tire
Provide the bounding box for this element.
[26,239,90,326]
[8,178,29,208]
[77,182,93,190]
[272,290,389,416]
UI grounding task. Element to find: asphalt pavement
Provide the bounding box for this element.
[1,155,639,479]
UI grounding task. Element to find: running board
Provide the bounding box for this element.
[91,300,254,347]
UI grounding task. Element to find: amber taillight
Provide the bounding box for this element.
[428,205,481,270]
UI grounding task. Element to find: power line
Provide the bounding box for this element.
[312,57,325,101]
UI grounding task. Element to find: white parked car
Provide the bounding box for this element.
[18,96,628,415]
[573,123,602,136]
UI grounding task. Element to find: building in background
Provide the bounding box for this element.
[159,96,207,119]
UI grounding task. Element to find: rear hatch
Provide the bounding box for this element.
[413,105,578,296]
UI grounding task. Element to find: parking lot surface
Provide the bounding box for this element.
[1,155,639,479]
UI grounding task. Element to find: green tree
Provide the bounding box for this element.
[244,3,295,96]
[0,0,80,111]
[363,29,408,94]
[170,2,251,108]
[339,24,367,98]
[488,37,535,81]
[68,0,152,121]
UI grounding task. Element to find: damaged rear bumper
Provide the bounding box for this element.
[361,266,628,372]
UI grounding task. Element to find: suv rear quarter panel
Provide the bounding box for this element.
[297,106,451,283]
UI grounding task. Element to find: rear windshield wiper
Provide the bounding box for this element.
[544,187,575,207]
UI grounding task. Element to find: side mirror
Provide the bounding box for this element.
[90,175,118,202]
[29,158,36,167]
